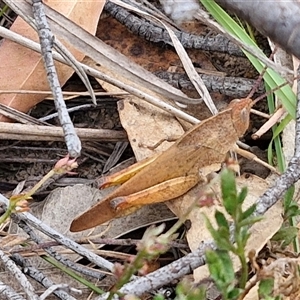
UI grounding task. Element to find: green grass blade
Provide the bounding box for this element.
[42,255,104,295]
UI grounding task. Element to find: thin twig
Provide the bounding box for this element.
[0,102,49,125]
[53,38,96,105]
[0,122,127,142]
[0,279,26,300]
[0,194,114,272]
[251,107,285,140]
[104,0,243,56]
[0,248,39,300]
[7,238,188,254]
[0,90,126,96]
[31,0,81,157]
[40,284,81,300]
[11,253,77,300]
[155,70,265,98]
[18,221,107,279]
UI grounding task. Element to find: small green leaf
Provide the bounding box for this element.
[205,216,219,240]
[283,187,296,213]
[205,214,232,251]
[206,250,223,284]
[238,227,251,245]
[206,249,235,289]
[285,208,300,219]
[216,237,235,252]
[284,203,300,219]
[227,288,241,300]
[238,216,263,228]
[241,204,256,220]
[217,251,235,279]
[221,169,237,216]
[237,187,248,205]
[218,227,230,240]
[259,278,274,298]
[272,226,299,247]
[215,210,229,230]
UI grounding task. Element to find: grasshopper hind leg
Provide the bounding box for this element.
[110,174,203,211]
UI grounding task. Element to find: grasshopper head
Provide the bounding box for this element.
[228,98,253,137]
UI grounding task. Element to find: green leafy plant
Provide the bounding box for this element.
[205,169,262,299]
[258,278,276,300]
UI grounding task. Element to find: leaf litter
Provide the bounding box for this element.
[0,0,293,297]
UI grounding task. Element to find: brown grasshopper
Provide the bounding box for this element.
[70,98,254,232]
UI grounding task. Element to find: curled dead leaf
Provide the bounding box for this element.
[0,0,104,121]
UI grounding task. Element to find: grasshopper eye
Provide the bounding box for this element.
[231,99,241,104]
[228,99,240,106]
[240,107,250,123]
[228,98,246,109]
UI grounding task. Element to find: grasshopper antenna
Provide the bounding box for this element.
[248,63,269,101]
[248,46,278,107]
[251,79,294,106]
[234,47,286,174]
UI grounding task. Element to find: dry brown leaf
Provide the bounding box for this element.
[118,99,184,159]
[0,0,104,121]
[7,0,220,117]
